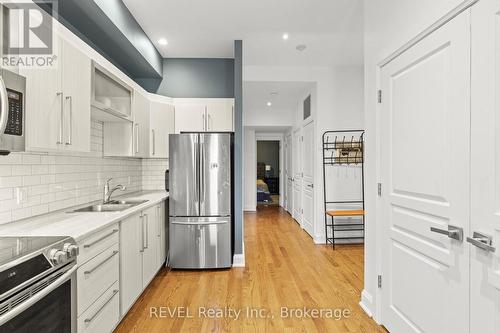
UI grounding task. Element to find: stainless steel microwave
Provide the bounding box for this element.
[0,69,26,155]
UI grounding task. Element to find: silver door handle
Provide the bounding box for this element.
[57,92,64,144]
[0,76,9,137]
[307,184,314,188]
[152,129,155,155]
[157,205,161,237]
[430,225,463,242]
[84,289,119,324]
[140,214,145,252]
[144,213,149,249]
[467,231,495,252]
[83,229,118,248]
[202,113,206,131]
[65,96,72,145]
[84,250,118,275]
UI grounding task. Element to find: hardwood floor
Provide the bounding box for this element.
[114,206,384,333]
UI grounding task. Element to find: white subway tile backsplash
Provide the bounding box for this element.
[0,165,12,176]
[0,123,166,224]
[12,165,32,176]
[0,176,23,188]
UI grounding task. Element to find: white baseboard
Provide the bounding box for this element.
[359,289,374,318]
[244,205,256,212]
[314,234,326,244]
[232,242,246,267]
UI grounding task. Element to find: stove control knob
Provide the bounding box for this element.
[63,243,79,258]
[49,249,67,265]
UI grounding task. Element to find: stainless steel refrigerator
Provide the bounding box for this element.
[169,133,233,269]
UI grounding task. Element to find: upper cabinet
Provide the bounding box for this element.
[91,63,133,122]
[174,99,234,133]
[174,104,205,133]
[22,36,91,153]
[206,100,234,132]
[133,91,150,158]
[150,100,175,158]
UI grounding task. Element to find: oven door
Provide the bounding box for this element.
[0,264,77,333]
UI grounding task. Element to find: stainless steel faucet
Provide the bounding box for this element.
[103,178,126,204]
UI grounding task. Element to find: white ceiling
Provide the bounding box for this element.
[122,0,364,66]
[243,81,313,114]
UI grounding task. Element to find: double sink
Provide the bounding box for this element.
[69,199,149,213]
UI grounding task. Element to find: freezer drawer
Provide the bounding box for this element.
[169,218,231,269]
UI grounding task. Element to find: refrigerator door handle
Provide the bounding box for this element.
[195,135,200,209]
[200,136,205,212]
[170,220,228,225]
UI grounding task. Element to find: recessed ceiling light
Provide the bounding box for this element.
[158,38,168,45]
[282,33,289,40]
[267,102,272,107]
[296,44,307,52]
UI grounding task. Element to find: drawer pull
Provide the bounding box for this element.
[84,250,118,275]
[84,289,119,324]
[83,229,118,248]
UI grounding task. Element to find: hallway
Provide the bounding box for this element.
[115,206,383,332]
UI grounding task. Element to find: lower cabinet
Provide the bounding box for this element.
[120,201,167,315]
[77,282,120,333]
[76,223,120,333]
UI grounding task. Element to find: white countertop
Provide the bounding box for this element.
[0,191,168,242]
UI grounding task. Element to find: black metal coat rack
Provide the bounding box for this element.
[322,130,365,249]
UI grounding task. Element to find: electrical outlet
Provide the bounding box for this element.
[16,188,28,204]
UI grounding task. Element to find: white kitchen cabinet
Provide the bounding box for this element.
[174,99,234,133]
[174,104,206,133]
[119,201,166,315]
[156,201,167,267]
[119,213,143,315]
[142,205,159,286]
[206,101,234,132]
[150,101,175,158]
[23,36,91,153]
[133,91,150,157]
[78,281,120,333]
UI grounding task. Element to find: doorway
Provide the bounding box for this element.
[256,140,281,206]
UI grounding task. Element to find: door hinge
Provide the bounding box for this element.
[378,275,382,288]
[377,183,382,196]
[377,90,382,103]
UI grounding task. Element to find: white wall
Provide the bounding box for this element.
[243,128,257,211]
[363,0,466,321]
[243,65,364,243]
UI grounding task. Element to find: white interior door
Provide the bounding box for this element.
[380,11,470,333]
[293,129,302,224]
[470,1,500,332]
[302,122,314,237]
[285,134,293,213]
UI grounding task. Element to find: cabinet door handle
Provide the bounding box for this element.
[135,123,139,154]
[65,96,72,145]
[57,92,63,144]
[157,205,160,237]
[84,289,119,324]
[202,113,206,131]
[84,250,118,275]
[140,215,145,252]
[83,229,118,248]
[208,114,212,131]
[144,213,149,249]
[152,129,155,155]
